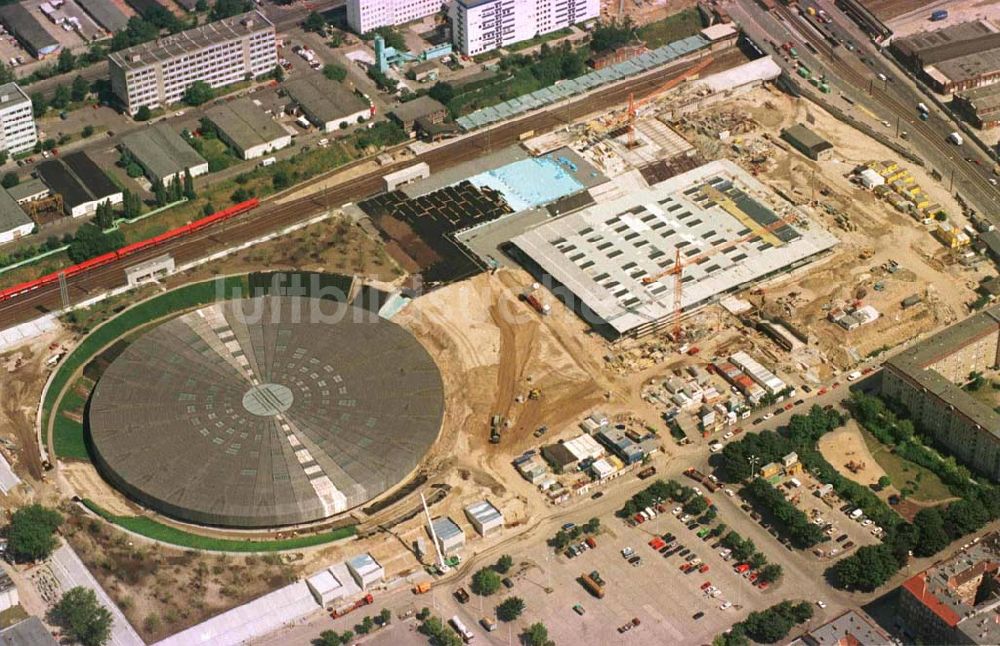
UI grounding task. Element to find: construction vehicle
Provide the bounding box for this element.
[520,283,551,315]
[528,388,541,400]
[413,581,431,594]
[641,212,799,338]
[490,414,503,444]
[332,593,373,619]
[581,573,605,598]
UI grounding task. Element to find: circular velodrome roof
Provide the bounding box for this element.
[88,296,444,528]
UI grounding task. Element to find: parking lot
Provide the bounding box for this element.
[439,512,781,644]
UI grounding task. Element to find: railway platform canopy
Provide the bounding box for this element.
[457,35,711,132]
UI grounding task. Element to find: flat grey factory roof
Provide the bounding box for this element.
[205,98,287,151]
[886,304,1000,434]
[121,123,206,181]
[929,47,1000,83]
[76,0,128,32]
[510,160,838,336]
[88,296,444,528]
[283,74,369,125]
[782,124,831,150]
[894,20,998,57]
[0,5,57,55]
[6,177,48,202]
[109,10,272,71]
[0,618,58,646]
[391,96,446,123]
[0,186,31,234]
[956,81,1000,112]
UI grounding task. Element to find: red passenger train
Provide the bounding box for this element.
[0,199,259,303]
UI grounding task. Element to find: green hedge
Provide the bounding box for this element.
[81,499,355,552]
[44,275,248,459]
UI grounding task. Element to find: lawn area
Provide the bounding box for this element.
[82,499,355,552]
[860,428,953,503]
[505,27,574,52]
[637,7,705,48]
[53,413,88,460]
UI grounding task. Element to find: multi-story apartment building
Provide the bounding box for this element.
[898,534,1000,644]
[882,304,1000,480]
[346,0,444,35]
[108,10,277,116]
[451,0,598,55]
[0,83,37,155]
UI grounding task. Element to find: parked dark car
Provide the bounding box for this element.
[693,611,705,620]
[836,534,849,543]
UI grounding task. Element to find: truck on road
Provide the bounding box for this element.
[450,616,474,643]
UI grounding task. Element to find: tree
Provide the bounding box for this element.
[303,11,326,33]
[749,552,767,570]
[53,587,113,646]
[152,178,167,206]
[584,517,601,534]
[202,202,215,217]
[877,475,892,490]
[590,18,637,54]
[428,82,454,105]
[832,544,899,591]
[758,563,783,584]
[271,64,285,82]
[377,608,391,626]
[30,92,47,117]
[57,48,76,73]
[71,75,90,102]
[1,172,18,188]
[211,0,251,20]
[231,187,252,203]
[496,596,525,622]
[7,504,63,562]
[495,554,513,574]
[354,616,374,634]
[134,105,152,121]
[471,568,501,596]
[322,64,347,82]
[312,630,342,646]
[95,201,115,230]
[272,169,290,190]
[51,84,71,110]
[67,224,124,263]
[683,495,708,516]
[122,189,141,219]
[182,81,213,106]
[81,125,95,138]
[523,622,554,646]
[183,168,196,200]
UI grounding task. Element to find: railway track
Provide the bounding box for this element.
[0,51,723,329]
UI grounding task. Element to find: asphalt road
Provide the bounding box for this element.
[0,50,722,329]
[730,0,1000,224]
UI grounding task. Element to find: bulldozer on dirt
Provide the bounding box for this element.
[528,388,541,400]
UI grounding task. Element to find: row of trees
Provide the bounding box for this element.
[152,169,196,207]
[719,530,783,584]
[549,518,600,550]
[716,600,813,645]
[618,478,694,518]
[744,478,826,548]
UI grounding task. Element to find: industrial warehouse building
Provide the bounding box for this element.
[428,516,465,555]
[109,11,277,115]
[346,553,384,591]
[780,124,833,161]
[892,20,1000,93]
[0,185,33,244]
[954,83,1000,129]
[88,296,445,528]
[205,98,291,160]
[389,96,448,134]
[76,0,129,32]
[120,124,209,185]
[36,152,123,218]
[0,4,58,58]
[464,500,504,537]
[510,160,838,338]
[283,74,371,133]
[882,305,1000,480]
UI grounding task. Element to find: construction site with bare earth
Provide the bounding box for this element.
[0,5,997,646]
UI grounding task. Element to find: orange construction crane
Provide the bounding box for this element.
[641,212,800,338]
[623,55,715,147]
